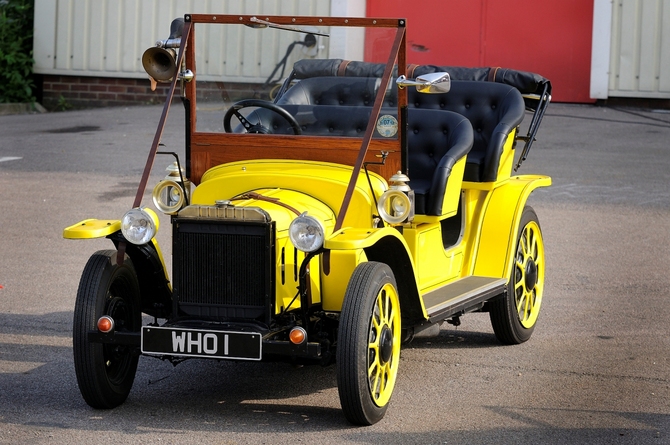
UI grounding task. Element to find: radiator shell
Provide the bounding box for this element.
[172,218,275,324]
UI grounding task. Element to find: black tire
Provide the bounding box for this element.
[73,250,141,408]
[337,262,402,425]
[490,206,545,345]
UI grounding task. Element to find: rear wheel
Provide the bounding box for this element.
[490,206,545,344]
[73,250,141,408]
[337,262,402,425]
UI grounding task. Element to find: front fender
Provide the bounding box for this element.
[325,226,413,251]
[108,234,173,319]
[473,175,551,279]
[323,227,425,324]
[63,219,121,239]
[64,219,173,318]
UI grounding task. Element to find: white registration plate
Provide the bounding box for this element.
[141,326,262,361]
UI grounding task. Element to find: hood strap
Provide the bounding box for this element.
[232,191,302,217]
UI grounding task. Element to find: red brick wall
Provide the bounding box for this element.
[40,75,259,109]
[41,75,172,109]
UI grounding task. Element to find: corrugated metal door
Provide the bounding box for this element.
[33,0,330,81]
[608,0,670,98]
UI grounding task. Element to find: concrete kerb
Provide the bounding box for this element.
[0,102,48,116]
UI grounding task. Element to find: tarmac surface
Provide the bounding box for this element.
[0,101,669,444]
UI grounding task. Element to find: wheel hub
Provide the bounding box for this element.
[379,325,394,364]
[525,259,538,291]
[248,124,270,134]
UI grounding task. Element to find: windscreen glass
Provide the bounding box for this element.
[192,21,400,140]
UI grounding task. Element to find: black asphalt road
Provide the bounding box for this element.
[1,103,669,444]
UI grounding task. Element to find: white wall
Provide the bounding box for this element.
[328,0,366,60]
[606,0,670,98]
[590,0,613,99]
[33,0,332,81]
[35,0,669,99]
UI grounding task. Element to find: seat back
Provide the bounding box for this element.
[278,77,525,182]
[407,81,525,182]
[406,109,473,216]
[276,76,396,108]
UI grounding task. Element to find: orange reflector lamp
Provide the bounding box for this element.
[289,326,307,345]
[97,315,115,333]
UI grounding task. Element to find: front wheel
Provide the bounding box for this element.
[337,262,402,425]
[490,206,545,344]
[72,250,141,408]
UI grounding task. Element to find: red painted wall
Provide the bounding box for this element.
[366,0,594,103]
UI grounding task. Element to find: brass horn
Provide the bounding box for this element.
[141,18,184,82]
[142,47,177,82]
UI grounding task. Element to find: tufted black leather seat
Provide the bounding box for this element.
[238,104,375,137]
[406,81,525,182]
[246,76,390,136]
[276,76,396,108]
[277,77,375,106]
[406,108,473,215]
[245,76,389,136]
[276,77,525,182]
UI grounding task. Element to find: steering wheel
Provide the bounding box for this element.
[223,99,302,135]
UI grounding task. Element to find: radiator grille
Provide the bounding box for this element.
[172,220,274,322]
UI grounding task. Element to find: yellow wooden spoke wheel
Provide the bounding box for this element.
[490,206,545,344]
[337,262,402,425]
[514,219,544,328]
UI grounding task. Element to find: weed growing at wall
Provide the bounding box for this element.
[0,0,35,103]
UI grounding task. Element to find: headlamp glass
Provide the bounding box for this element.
[289,213,325,253]
[121,207,159,245]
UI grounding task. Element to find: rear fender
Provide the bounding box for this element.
[323,227,425,325]
[473,175,551,280]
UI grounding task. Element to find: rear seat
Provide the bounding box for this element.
[406,82,525,182]
[276,77,383,107]
[279,62,528,183]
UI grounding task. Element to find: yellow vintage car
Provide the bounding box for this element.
[64,14,551,425]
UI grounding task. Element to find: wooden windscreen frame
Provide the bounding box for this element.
[182,14,408,186]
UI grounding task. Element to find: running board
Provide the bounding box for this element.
[423,276,507,322]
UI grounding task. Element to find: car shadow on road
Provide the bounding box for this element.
[124,357,350,429]
[0,311,353,434]
[0,311,555,436]
[404,326,501,350]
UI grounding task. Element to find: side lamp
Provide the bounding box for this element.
[152,161,191,215]
[377,171,415,225]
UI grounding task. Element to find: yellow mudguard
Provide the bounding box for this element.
[63,219,121,239]
[473,175,551,279]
